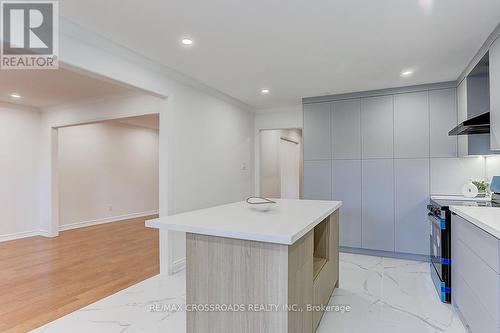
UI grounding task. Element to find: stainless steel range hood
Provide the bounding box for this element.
[448,112,490,136]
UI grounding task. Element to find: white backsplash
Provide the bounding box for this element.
[486,156,500,182]
[430,156,500,196]
[430,157,486,195]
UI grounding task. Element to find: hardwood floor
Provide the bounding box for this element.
[0,216,159,333]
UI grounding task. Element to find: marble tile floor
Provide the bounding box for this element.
[31,253,467,333]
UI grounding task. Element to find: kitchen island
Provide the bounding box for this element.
[147,199,342,333]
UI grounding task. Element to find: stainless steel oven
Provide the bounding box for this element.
[428,196,500,303]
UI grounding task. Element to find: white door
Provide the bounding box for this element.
[280,138,300,199]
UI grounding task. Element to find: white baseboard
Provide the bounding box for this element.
[37,230,52,237]
[59,210,159,232]
[172,257,186,274]
[0,229,51,243]
[340,246,430,262]
[0,211,159,243]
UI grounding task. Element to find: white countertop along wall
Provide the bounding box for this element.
[146,199,342,245]
[450,206,500,239]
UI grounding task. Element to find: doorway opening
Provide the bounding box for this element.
[259,129,303,199]
[57,114,160,231]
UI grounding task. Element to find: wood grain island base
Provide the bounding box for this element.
[187,211,339,333]
[146,199,342,333]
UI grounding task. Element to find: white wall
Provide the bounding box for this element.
[0,103,41,240]
[254,105,303,130]
[166,84,254,263]
[58,122,159,230]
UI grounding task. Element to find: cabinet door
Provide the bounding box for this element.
[332,99,361,159]
[333,160,362,248]
[394,92,429,158]
[304,160,331,200]
[457,79,469,157]
[361,95,394,159]
[430,88,458,158]
[491,37,500,151]
[467,75,492,155]
[452,215,500,332]
[395,159,430,255]
[304,103,332,160]
[362,159,394,251]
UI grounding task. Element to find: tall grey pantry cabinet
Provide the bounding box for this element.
[304,85,457,257]
[332,99,362,248]
[360,96,394,252]
[303,102,332,201]
[393,92,429,256]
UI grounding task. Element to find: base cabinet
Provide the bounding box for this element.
[186,211,340,333]
[452,214,500,333]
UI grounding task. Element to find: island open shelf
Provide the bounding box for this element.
[313,256,327,280]
[313,218,330,280]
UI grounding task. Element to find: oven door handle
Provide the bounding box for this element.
[428,213,446,230]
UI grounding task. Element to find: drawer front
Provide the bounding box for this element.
[312,263,335,331]
[453,214,500,273]
[454,237,500,325]
[453,271,499,333]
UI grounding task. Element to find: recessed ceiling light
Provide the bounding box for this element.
[9,93,21,99]
[401,70,414,78]
[261,89,270,94]
[181,38,193,46]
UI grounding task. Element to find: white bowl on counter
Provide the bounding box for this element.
[246,197,277,212]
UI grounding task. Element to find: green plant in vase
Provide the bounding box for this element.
[472,179,490,196]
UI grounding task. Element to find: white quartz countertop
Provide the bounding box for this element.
[431,195,492,202]
[450,206,500,239]
[146,199,342,245]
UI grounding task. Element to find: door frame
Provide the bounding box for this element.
[256,128,303,198]
[279,136,300,199]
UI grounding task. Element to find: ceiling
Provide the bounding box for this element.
[60,0,500,109]
[113,114,159,130]
[0,67,136,108]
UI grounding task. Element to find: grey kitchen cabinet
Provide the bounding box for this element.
[430,88,458,158]
[457,79,469,158]
[304,102,332,160]
[491,36,500,151]
[304,160,332,200]
[452,213,500,333]
[453,271,498,333]
[468,75,492,155]
[333,160,362,248]
[361,95,394,159]
[361,159,394,252]
[458,75,492,156]
[394,159,430,255]
[332,99,361,159]
[394,92,430,158]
